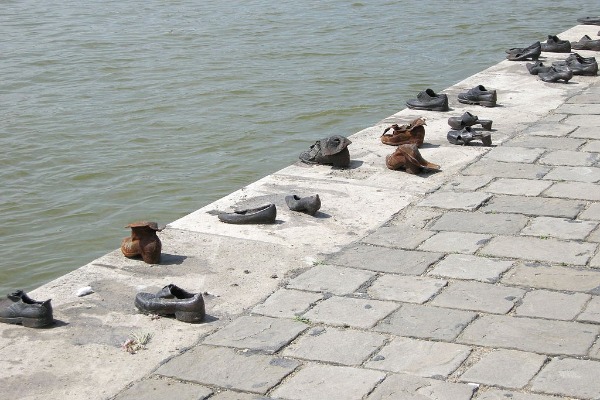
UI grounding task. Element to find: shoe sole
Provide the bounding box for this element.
[406,104,449,112]
[0,315,54,328]
[457,98,496,108]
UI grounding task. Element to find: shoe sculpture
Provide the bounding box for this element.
[121,221,162,264]
[135,284,205,323]
[526,61,553,75]
[285,194,321,216]
[541,35,571,53]
[299,135,352,167]
[380,117,426,146]
[406,89,449,111]
[553,54,598,76]
[577,16,600,25]
[0,290,53,328]
[506,41,541,61]
[447,127,492,147]
[447,112,492,130]
[571,35,600,51]
[457,85,497,107]
[385,144,440,174]
[538,66,574,83]
[218,203,277,224]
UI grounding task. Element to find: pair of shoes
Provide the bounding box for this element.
[380,117,426,146]
[538,67,574,83]
[385,144,440,174]
[121,221,163,264]
[506,41,541,61]
[218,203,277,224]
[447,112,492,130]
[553,53,598,76]
[299,135,352,168]
[541,35,571,53]
[526,61,553,75]
[406,89,449,111]
[458,85,497,107]
[135,284,205,323]
[0,290,53,328]
[577,16,600,25]
[571,35,600,51]
[285,194,321,216]
[447,127,492,146]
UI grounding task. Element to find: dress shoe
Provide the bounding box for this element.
[506,41,541,61]
[0,290,53,328]
[121,221,162,264]
[447,112,492,130]
[457,85,497,107]
[572,35,600,51]
[285,194,321,216]
[218,203,276,224]
[381,117,426,146]
[526,61,552,75]
[406,89,449,111]
[447,127,492,147]
[135,284,205,323]
[539,66,573,83]
[577,16,600,25]
[553,54,598,76]
[541,35,571,53]
[299,135,352,167]
[385,144,440,174]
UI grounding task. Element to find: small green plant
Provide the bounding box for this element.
[294,316,310,324]
[122,331,153,354]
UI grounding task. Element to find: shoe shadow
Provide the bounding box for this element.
[332,160,364,170]
[160,254,188,265]
[313,211,332,219]
[420,143,440,149]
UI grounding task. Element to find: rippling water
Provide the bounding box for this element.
[1,0,598,293]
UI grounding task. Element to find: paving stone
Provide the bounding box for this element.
[482,195,585,218]
[484,178,553,196]
[282,326,386,365]
[580,203,600,220]
[418,232,492,254]
[582,140,600,153]
[430,281,524,314]
[543,166,600,182]
[417,191,491,211]
[366,373,476,400]
[203,316,306,353]
[329,244,443,275]
[393,208,443,229]
[523,122,576,137]
[502,264,600,293]
[428,254,513,283]
[287,264,375,295]
[367,275,447,304]
[252,289,323,318]
[442,175,494,191]
[365,337,471,378]
[545,181,600,201]
[480,236,596,266]
[462,159,550,179]
[155,346,299,394]
[521,216,598,240]
[531,358,600,399]
[515,290,591,321]
[503,136,585,150]
[270,364,385,400]
[361,224,434,250]
[483,147,546,163]
[374,303,476,341]
[430,211,528,234]
[557,103,600,115]
[564,114,600,128]
[578,296,600,324]
[592,252,600,268]
[539,150,600,166]
[303,296,398,329]
[459,349,546,389]
[567,93,600,104]
[210,392,266,400]
[476,389,562,400]
[591,341,600,359]
[458,315,598,356]
[114,379,213,400]
[587,227,600,242]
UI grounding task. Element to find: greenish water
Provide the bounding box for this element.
[1,0,598,293]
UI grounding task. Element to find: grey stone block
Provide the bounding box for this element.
[428,254,513,283]
[580,203,600,220]
[482,195,585,218]
[155,346,299,394]
[484,178,553,196]
[418,231,492,254]
[329,245,443,275]
[442,175,494,191]
[558,103,600,115]
[521,216,598,240]
[303,296,398,329]
[430,211,528,235]
[503,136,585,150]
[393,208,443,229]
[459,349,546,389]
[203,316,306,353]
[523,123,576,137]
[361,224,434,250]
[252,289,323,318]
[582,140,600,153]
[287,264,375,295]
[483,147,546,163]
[539,150,600,166]
[587,227,600,243]
[430,281,524,314]
[591,341,600,360]
[502,264,600,293]
[367,274,447,304]
[210,392,266,400]
[462,160,550,179]
[476,389,562,400]
[564,114,600,128]
[282,326,386,365]
[480,236,596,266]
[374,303,476,341]
[531,358,600,399]
[592,252,600,268]
[367,373,476,400]
[270,364,385,400]
[114,379,213,400]
[516,290,591,321]
[365,337,471,378]
[545,182,600,201]
[543,166,600,183]
[567,93,600,104]
[417,191,492,211]
[577,296,600,324]
[459,315,599,356]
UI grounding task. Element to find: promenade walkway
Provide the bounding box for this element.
[1,24,600,400]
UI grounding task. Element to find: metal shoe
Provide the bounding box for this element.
[541,35,571,53]
[552,54,598,76]
[538,66,574,83]
[218,203,277,224]
[457,85,497,107]
[447,112,492,130]
[506,41,541,61]
[135,284,205,323]
[447,127,492,147]
[406,89,449,111]
[380,117,426,146]
[577,16,600,25]
[0,290,53,328]
[299,135,352,167]
[121,221,163,264]
[285,194,321,216]
[571,35,600,51]
[385,144,440,174]
[526,61,553,75]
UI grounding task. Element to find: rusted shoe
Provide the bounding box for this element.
[571,35,600,51]
[381,118,426,146]
[506,41,541,61]
[538,66,574,83]
[447,112,492,131]
[457,85,497,107]
[121,221,162,264]
[285,194,321,216]
[406,89,449,111]
[526,61,552,75]
[447,127,492,147]
[299,135,352,167]
[541,35,571,53]
[218,203,277,224]
[385,144,440,174]
[0,290,53,328]
[135,284,205,323]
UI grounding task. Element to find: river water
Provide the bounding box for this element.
[1,0,598,293]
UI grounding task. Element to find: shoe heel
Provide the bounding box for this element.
[481,135,493,147]
[479,101,496,108]
[174,310,205,323]
[21,316,53,328]
[480,120,493,130]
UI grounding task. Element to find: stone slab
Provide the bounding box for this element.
[418,231,492,254]
[523,122,576,137]
[459,315,598,356]
[430,211,528,234]
[591,341,600,360]
[539,150,600,166]
[210,392,266,400]
[484,178,553,196]
[374,303,476,341]
[303,296,398,329]
[558,103,600,114]
[366,373,476,400]
[502,264,600,293]
[521,217,598,240]
[286,264,375,296]
[367,275,447,304]
[361,224,434,250]
[531,358,600,399]
[365,337,471,378]
[482,195,585,218]
[417,191,492,211]
[567,93,600,104]
[462,159,550,179]
[564,114,600,128]
[545,181,600,201]
[543,166,600,183]
[476,389,560,400]
[430,281,524,314]
[483,147,546,163]
[516,290,591,321]
[252,289,323,319]
[114,379,213,400]
[428,254,514,283]
[442,175,494,191]
[578,296,600,324]
[583,203,600,222]
[502,136,585,150]
[270,364,385,400]
[582,140,600,153]
[155,346,299,394]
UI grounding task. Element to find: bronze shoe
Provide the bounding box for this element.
[381,118,426,146]
[121,221,163,264]
[299,135,352,167]
[385,144,440,174]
